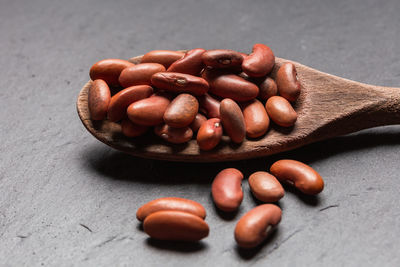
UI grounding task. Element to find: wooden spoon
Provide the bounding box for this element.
[77,54,400,162]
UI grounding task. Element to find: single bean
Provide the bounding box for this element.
[270,159,324,195]
[154,124,193,144]
[211,168,244,212]
[118,63,166,88]
[258,77,278,101]
[198,93,221,118]
[107,85,153,122]
[127,93,170,126]
[151,72,209,96]
[121,119,148,137]
[88,79,111,120]
[265,96,297,127]
[167,48,206,76]
[143,210,209,242]
[89,59,134,86]
[164,94,199,128]
[248,172,284,202]
[196,118,223,151]
[276,62,301,102]
[203,69,259,102]
[241,99,270,138]
[242,44,275,77]
[136,197,206,221]
[220,99,246,143]
[202,49,244,69]
[190,113,207,132]
[234,204,282,248]
[141,50,185,68]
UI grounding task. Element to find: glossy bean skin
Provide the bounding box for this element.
[107,85,153,122]
[121,119,148,137]
[276,63,301,102]
[88,79,111,120]
[143,210,209,242]
[196,118,223,151]
[167,48,206,76]
[154,124,193,144]
[118,63,165,88]
[141,50,185,68]
[211,168,244,212]
[242,44,275,77]
[270,160,324,195]
[151,72,209,96]
[202,49,244,69]
[258,77,278,100]
[234,204,282,248]
[89,59,134,86]
[220,99,246,143]
[190,113,207,132]
[265,96,297,127]
[164,94,199,128]
[241,99,270,138]
[203,69,259,102]
[127,93,170,126]
[198,93,221,118]
[248,172,284,202]
[136,197,206,221]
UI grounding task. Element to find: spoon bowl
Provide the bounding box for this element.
[77,53,400,162]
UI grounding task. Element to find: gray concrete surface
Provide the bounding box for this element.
[1,0,400,266]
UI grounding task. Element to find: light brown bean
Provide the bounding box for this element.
[211,168,244,212]
[167,48,206,76]
[118,63,165,88]
[107,85,153,122]
[198,93,221,118]
[196,118,223,151]
[270,160,324,195]
[151,72,209,96]
[154,124,193,144]
[202,49,244,69]
[220,99,246,143]
[164,94,199,128]
[241,99,270,138]
[136,197,206,221]
[88,79,111,120]
[265,96,297,127]
[143,210,209,242]
[121,119,148,138]
[242,44,275,77]
[248,172,284,202]
[89,59,134,86]
[234,204,282,248]
[190,113,208,132]
[127,93,170,126]
[141,50,185,68]
[276,62,301,102]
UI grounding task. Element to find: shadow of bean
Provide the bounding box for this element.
[236,228,279,260]
[145,238,207,253]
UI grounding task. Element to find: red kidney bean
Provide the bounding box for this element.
[203,69,259,102]
[121,119,148,137]
[241,99,270,138]
[163,94,199,128]
[198,93,221,118]
[202,49,244,69]
[136,197,206,221]
[248,172,284,202]
[127,93,170,126]
[88,79,111,120]
[143,210,209,242]
[265,96,297,127]
[220,99,246,143]
[270,160,324,195]
[211,168,244,212]
[196,118,223,150]
[89,59,134,86]
[118,63,165,88]
[258,77,278,100]
[154,124,193,144]
[107,85,153,122]
[190,113,208,132]
[151,72,209,96]
[234,204,282,248]
[140,50,185,68]
[276,62,301,102]
[167,48,206,76]
[242,44,275,77]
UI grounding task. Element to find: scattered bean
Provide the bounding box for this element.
[248,171,284,202]
[211,168,244,212]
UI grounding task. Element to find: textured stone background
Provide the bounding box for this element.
[1,0,400,266]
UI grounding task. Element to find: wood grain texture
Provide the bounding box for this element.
[77,54,400,162]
